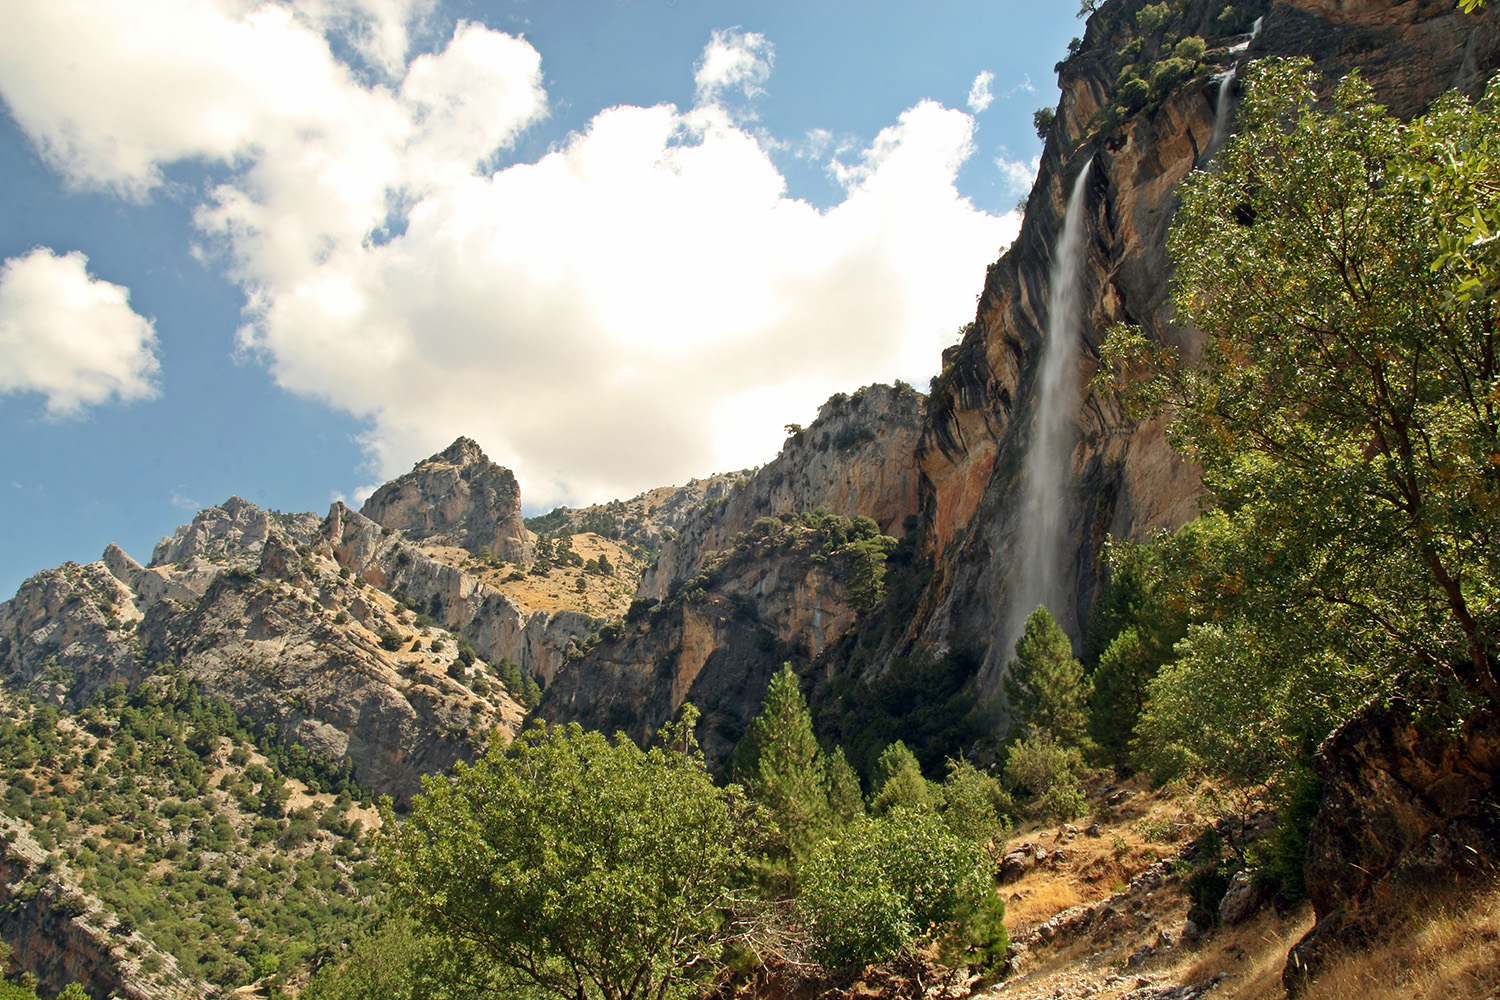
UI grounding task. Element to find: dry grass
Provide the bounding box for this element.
[420,533,643,617]
[1291,884,1500,1000]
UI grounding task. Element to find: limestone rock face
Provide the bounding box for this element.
[1285,697,1500,991]
[903,0,1500,705]
[640,383,925,602]
[150,495,318,568]
[0,559,145,709]
[542,524,862,764]
[360,437,533,563]
[320,502,600,686]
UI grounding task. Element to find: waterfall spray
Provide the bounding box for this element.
[1002,159,1093,661]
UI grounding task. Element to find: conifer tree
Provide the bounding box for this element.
[736,664,835,866]
[1005,605,1092,746]
[869,740,935,815]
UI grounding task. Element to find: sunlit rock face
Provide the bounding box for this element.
[361,436,534,565]
[639,383,925,603]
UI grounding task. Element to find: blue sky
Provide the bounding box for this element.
[0,0,1079,597]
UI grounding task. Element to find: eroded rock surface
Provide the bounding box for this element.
[1285,696,1500,991]
[360,437,533,563]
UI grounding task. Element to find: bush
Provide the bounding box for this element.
[1004,731,1088,823]
[378,629,403,652]
[798,809,990,969]
[1174,35,1206,61]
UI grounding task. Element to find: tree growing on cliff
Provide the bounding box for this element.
[382,710,745,1000]
[1101,61,1500,712]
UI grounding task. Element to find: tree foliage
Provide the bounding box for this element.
[1101,61,1500,717]
[796,809,991,969]
[381,713,744,1000]
[735,665,837,873]
[1004,605,1092,745]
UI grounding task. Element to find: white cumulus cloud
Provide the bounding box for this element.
[967,70,996,113]
[694,28,774,105]
[0,5,1022,508]
[0,248,161,417]
[996,152,1041,197]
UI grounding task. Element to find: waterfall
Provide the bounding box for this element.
[1210,67,1237,151]
[1002,159,1093,661]
[1209,16,1265,157]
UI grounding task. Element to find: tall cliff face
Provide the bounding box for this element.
[541,517,869,763]
[907,0,1500,703]
[540,387,924,756]
[360,436,533,564]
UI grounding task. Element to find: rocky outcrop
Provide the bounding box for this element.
[1284,696,1500,992]
[0,817,205,1000]
[0,560,146,710]
[640,383,924,602]
[0,503,527,803]
[137,569,521,803]
[360,437,533,564]
[150,495,317,568]
[320,502,599,686]
[542,519,866,762]
[901,0,1500,706]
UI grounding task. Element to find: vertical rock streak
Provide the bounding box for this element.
[1004,160,1093,659]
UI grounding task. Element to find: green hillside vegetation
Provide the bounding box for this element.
[0,668,383,994]
[308,665,1012,998]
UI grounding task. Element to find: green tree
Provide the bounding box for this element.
[1101,62,1500,710]
[735,665,835,869]
[868,741,935,816]
[1004,606,1092,745]
[382,712,744,1000]
[825,746,864,825]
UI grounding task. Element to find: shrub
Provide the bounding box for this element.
[1004,731,1088,823]
[378,629,403,652]
[798,809,990,968]
[1174,35,1206,61]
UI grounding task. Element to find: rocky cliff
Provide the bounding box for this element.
[541,514,874,763]
[638,383,925,602]
[361,436,533,564]
[538,384,924,757]
[906,0,1500,704]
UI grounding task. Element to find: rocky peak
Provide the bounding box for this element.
[148,496,319,568]
[360,437,533,564]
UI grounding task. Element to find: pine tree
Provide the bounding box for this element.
[869,740,935,815]
[1005,605,1092,746]
[736,664,835,866]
